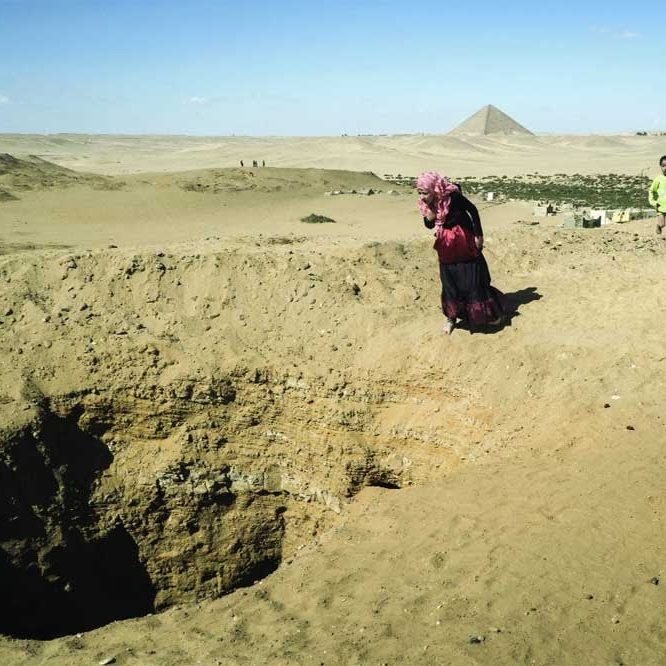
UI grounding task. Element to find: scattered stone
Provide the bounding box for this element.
[99,658,116,665]
[585,593,594,600]
[626,425,635,431]
[468,635,485,644]
[611,615,620,624]
[603,403,610,408]
[650,576,660,586]
[4,308,13,316]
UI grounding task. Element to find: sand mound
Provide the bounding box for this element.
[0,188,18,202]
[161,166,388,195]
[0,153,119,197]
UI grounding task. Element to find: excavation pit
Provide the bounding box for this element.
[0,376,441,640]
[0,241,470,640]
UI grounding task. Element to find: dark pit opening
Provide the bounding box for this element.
[371,480,401,490]
[0,401,289,640]
[0,408,156,639]
[0,381,408,640]
[0,525,156,640]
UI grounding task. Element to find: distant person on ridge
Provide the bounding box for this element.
[648,155,666,236]
[417,171,505,335]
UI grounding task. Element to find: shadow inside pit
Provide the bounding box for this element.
[0,409,156,639]
[0,525,156,639]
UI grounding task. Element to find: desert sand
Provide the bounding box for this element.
[0,133,665,665]
[1,132,664,176]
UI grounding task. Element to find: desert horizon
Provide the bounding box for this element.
[3,130,665,178]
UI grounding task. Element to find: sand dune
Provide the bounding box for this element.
[1,132,663,177]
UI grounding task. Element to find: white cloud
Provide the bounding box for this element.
[187,96,207,105]
[590,25,639,39]
[0,95,9,105]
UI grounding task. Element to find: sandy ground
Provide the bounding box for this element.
[0,135,665,665]
[1,132,664,176]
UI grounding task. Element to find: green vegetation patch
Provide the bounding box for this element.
[300,213,336,224]
[386,173,652,209]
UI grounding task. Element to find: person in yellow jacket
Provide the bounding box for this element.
[648,155,666,235]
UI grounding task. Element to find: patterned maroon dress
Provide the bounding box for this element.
[424,191,505,326]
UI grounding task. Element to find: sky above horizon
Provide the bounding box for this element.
[0,0,663,136]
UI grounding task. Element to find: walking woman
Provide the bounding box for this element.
[417,171,505,334]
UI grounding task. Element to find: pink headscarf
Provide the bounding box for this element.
[416,171,459,225]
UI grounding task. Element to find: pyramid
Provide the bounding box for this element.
[448,104,533,136]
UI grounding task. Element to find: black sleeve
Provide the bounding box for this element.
[423,217,435,229]
[456,192,483,236]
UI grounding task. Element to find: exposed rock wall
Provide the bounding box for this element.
[0,364,460,638]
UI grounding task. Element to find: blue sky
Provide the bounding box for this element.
[0,0,663,135]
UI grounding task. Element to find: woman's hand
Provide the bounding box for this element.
[475,235,484,250]
[424,207,436,222]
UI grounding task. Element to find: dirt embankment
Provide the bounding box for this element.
[0,238,464,640]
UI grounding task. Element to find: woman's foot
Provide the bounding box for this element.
[443,318,456,335]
